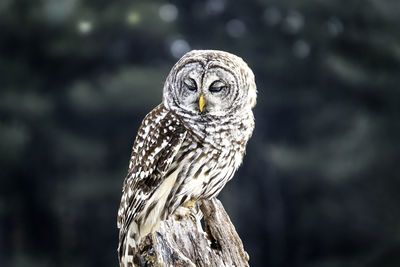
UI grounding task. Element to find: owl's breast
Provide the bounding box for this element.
[168,112,252,202]
[172,136,241,200]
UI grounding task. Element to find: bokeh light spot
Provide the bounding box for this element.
[293,39,310,58]
[226,19,246,38]
[283,10,304,34]
[327,17,344,37]
[205,0,226,15]
[159,4,178,22]
[263,7,282,26]
[170,39,190,59]
[127,11,141,25]
[77,20,92,34]
[43,0,76,23]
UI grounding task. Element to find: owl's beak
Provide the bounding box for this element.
[199,93,206,112]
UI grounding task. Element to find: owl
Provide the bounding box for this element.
[117,50,257,266]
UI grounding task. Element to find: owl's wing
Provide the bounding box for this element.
[117,105,186,254]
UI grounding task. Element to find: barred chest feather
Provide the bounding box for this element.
[163,108,254,214]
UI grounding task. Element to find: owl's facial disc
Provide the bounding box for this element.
[163,50,256,118]
[164,51,255,117]
[169,62,239,116]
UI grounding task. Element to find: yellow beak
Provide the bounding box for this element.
[199,93,206,112]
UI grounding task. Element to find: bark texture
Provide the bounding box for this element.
[134,198,249,267]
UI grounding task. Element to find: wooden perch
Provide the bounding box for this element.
[134,198,249,267]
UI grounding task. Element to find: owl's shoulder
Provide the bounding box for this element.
[127,104,186,174]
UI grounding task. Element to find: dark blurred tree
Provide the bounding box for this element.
[0,0,399,267]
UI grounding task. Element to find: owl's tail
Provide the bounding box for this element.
[118,222,139,267]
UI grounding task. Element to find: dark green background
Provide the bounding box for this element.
[1,0,399,266]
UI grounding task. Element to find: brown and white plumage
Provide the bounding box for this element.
[117,50,257,266]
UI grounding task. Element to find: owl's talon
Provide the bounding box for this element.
[183,199,197,209]
[187,210,195,222]
[173,200,201,222]
[174,214,184,221]
[174,206,190,221]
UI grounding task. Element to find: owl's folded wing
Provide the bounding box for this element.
[117,105,186,257]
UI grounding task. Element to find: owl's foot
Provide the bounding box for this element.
[174,206,190,220]
[183,199,197,209]
[174,200,200,222]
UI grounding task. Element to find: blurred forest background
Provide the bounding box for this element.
[1,0,400,266]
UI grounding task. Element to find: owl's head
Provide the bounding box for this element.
[163,50,257,117]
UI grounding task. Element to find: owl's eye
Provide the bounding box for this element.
[209,81,227,93]
[183,78,197,91]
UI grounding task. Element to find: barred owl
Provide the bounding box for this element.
[117,50,257,266]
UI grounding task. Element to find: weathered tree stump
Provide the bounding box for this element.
[134,198,249,266]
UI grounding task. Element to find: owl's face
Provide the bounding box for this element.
[163,50,256,118]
